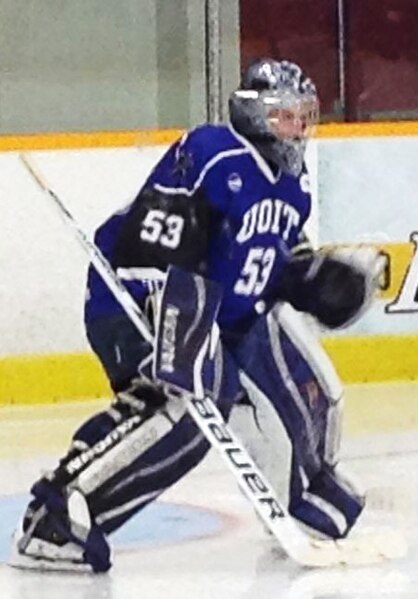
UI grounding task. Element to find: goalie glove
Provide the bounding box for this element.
[275,246,386,329]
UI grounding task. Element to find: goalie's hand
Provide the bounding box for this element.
[276,245,386,329]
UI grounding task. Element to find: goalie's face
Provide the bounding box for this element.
[262,91,319,142]
[228,59,319,176]
[260,89,319,176]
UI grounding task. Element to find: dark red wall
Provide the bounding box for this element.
[240,0,418,122]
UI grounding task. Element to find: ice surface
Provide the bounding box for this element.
[1,388,417,598]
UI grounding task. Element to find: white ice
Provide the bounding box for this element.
[1,387,418,599]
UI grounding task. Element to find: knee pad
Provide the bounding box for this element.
[273,302,344,467]
[68,394,187,498]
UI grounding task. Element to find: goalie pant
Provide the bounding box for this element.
[27,303,364,545]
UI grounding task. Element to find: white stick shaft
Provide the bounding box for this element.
[20,153,406,568]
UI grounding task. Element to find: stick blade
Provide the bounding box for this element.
[292,526,407,568]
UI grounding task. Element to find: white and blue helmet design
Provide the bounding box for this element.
[229,58,319,176]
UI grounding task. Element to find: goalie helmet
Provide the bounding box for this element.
[229,58,319,177]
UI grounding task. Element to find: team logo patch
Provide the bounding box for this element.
[227,173,243,193]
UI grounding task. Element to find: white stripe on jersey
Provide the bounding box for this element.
[154,147,250,197]
[228,124,282,184]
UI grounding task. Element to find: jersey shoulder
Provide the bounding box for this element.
[147,124,250,195]
[182,124,247,168]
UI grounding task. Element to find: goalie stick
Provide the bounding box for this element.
[20,153,407,568]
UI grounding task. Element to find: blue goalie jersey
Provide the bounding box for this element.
[85,123,312,334]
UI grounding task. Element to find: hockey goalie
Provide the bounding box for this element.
[11,58,393,572]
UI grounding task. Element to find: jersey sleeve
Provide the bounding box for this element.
[112,185,211,275]
[145,125,237,213]
[111,125,243,278]
[146,128,212,192]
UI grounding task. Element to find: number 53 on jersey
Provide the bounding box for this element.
[234,247,276,296]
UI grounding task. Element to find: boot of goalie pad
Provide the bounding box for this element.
[229,302,364,539]
[10,478,111,573]
[288,463,365,539]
